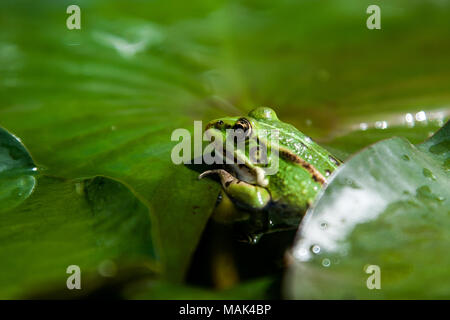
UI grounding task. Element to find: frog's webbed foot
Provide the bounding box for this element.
[199,169,270,210]
[199,169,233,184]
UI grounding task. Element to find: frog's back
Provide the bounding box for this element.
[247,107,340,213]
[248,107,340,179]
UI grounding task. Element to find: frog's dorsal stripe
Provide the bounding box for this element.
[247,130,327,184]
[278,146,326,184]
[256,120,335,168]
[252,121,331,184]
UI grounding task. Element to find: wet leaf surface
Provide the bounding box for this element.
[286,122,450,299]
[0,175,159,298]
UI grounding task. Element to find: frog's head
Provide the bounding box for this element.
[198,107,340,242]
[203,107,280,187]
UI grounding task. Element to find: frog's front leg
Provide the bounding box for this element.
[199,169,270,210]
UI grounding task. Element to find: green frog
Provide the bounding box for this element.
[199,107,341,243]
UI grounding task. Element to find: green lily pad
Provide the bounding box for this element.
[0,175,159,298]
[0,1,221,282]
[285,122,450,299]
[0,127,37,212]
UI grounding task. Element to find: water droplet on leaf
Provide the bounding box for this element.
[322,258,331,267]
[311,245,321,254]
[423,168,436,181]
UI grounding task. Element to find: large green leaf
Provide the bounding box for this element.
[285,122,449,299]
[0,0,221,282]
[0,175,159,298]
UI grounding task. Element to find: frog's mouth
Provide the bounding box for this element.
[199,128,268,187]
[199,158,268,188]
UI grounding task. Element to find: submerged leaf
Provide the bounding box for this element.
[125,277,277,300]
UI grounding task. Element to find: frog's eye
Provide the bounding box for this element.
[233,118,252,138]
